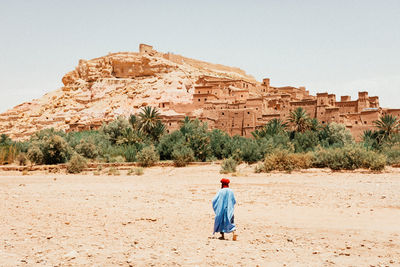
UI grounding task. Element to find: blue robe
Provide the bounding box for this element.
[212,188,236,234]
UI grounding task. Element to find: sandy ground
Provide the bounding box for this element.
[1,164,400,267]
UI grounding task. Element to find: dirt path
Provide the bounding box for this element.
[1,165,399,266]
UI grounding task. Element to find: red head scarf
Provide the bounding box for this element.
[220,178,230,188]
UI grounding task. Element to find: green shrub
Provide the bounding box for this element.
[220,157,238,174]
[0,136,17,164]
[15,141,30,153]
[366,153,386,171]
[137,146,159,167]
[129,114,138,128]
[319,122,354,148]
[261,151,312,173]
[102,145,132,162]
[291,153,313,169]
[313,147,349,170]
[218,135,263,163]
[27,131,72,165]
[108,167,120,176]
[382,145,400,165]
[180,119,211,162]
[292,131,319,153]
[312,145,386,171]
[76,139,98,159]
[42,135,72,164]
[93,165,102,175]
[32,128,66,141]
[0,134,12,146]
[219,135,241,160]
[66,154,87,174]
[157,131,185,160]
[123,145,137,162]
[109,155,125,163]
[66,130,105,147]
[172,145,194,167]
[238,138,263,163]
[101,116,132,144]
[0,144,18,165]
[208,129,231,160]
[15,153,28,166]
[27,145,44,165]
[254,163,264,173]
[117,127,144,145]
[128,167,144,176]
[16,153,28,166]
[135,167,144,175]
[252,119,288,139]
[137,106,165,142]
[253,132,292,157]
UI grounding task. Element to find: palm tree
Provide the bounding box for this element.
[309,118,322,132]
[252,118,288,139]
[362,129,382,149]
[129,114,138,128]
[373,114,400,139]
[180,116,194,136]
[182,116,192,124]
[150,120,166,142]
[116,127,143,145]
[138,106,161,136]
[0,134,12,146]
[362,129,375,140]
[266,118,288,135]
[288,107,311,132]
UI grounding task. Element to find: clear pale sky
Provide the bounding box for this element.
[0,0,399,113]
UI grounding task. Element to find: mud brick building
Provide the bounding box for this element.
[163,75,398,140]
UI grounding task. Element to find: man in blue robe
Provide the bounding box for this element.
[212,178,237,240]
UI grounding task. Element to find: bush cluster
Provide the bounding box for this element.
[75,139,98,159]
[255,145,386,173]
[2,109,398,173]
[27,131,72,165]
[16,153,28,166]
[137,146,159,167]
[220,158,238,174]
[312,145,386,171]
[67,154,87,174]
[124,145,137,162]
[128,167,144,176]
[382,145,400,165]
[27,145,44,165]
[260,150,312,173]
[172,145,194,167]
[108,167,120,176]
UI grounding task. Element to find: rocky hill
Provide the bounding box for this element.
[0,44,256,139]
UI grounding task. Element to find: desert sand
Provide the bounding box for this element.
[1,164,399,266]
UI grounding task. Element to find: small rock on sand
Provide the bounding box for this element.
[63,250,78,261]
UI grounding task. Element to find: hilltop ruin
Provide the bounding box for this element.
[0,44,398,140]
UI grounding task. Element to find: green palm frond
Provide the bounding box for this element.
[138,106,161,135]
[288,107,311,132]
[373,114,400,139]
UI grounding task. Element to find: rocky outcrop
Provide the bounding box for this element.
[0,44,255,140]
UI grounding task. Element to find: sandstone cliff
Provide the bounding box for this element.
[0,44,256,139]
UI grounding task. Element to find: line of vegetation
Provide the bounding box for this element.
[1,107,399,173]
